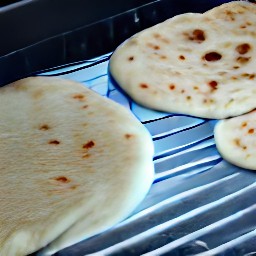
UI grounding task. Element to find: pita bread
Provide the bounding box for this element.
[0,77,154,256]
[214,110,256,170]
[109,1,256,119]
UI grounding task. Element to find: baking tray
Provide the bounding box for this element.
[1,0,256,255]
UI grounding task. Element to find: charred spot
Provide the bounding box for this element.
[83,140,95,149]
[236,43,251,55]
[233,66,240,69]
[49,140,60,145]
[192,29,206,42]
[169,84,176,90]
[186,96,192,100]
[73,94,85,100]
[39,124,50,131]
[240,25,247,29]
[236,56,251,64]
[248,128,254,134]
[184,29,206,43]
[208,80,218,90]
[140,83,149,89]
[128,56,134,61]
[179,55,186,60]
[249,74,255,80]
[55,176,70,183]
[241,73,250,77]
[203,52,222,62]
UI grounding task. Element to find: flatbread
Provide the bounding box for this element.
[109,1,256,119]
[214,110,256,170]
[0,77,154,256]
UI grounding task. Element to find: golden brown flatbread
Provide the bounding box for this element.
[109,1,256,119]
[0,77,154,255]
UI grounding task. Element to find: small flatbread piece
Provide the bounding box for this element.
[214,110,256,170]
[109,1,256,119]
[0,77,154,256]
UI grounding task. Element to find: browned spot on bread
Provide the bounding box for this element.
[81,105,88,109]
[147,43,160,50]
[248,128,254,134]
[179,55,186,60]
[234,138,247,150]
[160,55,167,60]
[153,33,170,44]
[240,25,247,29]
[241,122,247,128]
[128,56,134,61]
[225,10,236,21]
[73,94,85,101]
[193,86,199,90]
[140,83,149,89]
[208,80,218,90]
[125,134,133,139]
[49,140,60,145]
[192,29,206,42]
[236,56,251,64]
[249,74,255,80]
[184,29,206,43]
[83,140,95,149]
[203,52,222,61]
[234,138,241,147]
[233,66,240,69]
[55,176,70,183]
[153,33,161,38]
[82,153,91,159]
[33,90,44,100]
[169,84,176,90]
[186,96,191,100]
[236,43,251,55]
[181,89,185,93]
[39,124,50,130]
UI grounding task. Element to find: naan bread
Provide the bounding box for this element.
[109,1,256,119]
[214,110,256,170]
[0,77,154,256]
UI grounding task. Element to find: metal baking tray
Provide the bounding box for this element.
[1,0,256,255]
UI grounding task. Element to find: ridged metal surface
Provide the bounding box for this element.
[37,53,256,255]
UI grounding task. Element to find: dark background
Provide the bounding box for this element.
[0,0,155,56]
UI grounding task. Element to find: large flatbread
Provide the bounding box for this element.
[109,1,256,119]
[214,110,256,170]
[0,77,154,256]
